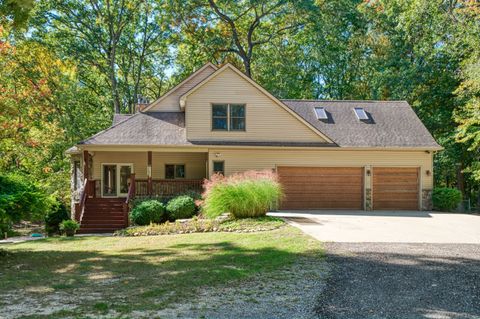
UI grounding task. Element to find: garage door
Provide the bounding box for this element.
[373,167,419,210]
[277,167,364,210]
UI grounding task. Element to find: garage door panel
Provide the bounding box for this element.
[283,193,363,201]
[281,200,362,210]
[373,167,419,210]
[281,177,363,184]
[278,166,363,210]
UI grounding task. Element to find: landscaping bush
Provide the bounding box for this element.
[130,200,166,225]
[167,195,196,220]
[60,219,80,236]
[433,187,462,211]
[202,170,283,219]
[45,200,70,236]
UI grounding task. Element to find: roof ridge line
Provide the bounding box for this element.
[281,99,408,103]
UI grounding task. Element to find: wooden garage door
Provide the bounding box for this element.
[278,167,364,210]
[373,167,419,210]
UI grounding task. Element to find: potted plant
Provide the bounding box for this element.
[60,220,80,237]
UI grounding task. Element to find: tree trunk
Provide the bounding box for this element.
[456,162,465,196]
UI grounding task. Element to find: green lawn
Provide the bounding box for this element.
[1,226,323,318]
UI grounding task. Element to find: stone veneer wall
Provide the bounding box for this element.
[365,188,372,211]
[422,189,433,211]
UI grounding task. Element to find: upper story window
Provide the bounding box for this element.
[212,104,246,131]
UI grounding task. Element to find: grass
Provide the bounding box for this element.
[1,226,323,318]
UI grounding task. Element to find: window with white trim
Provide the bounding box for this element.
[212,104,246,131]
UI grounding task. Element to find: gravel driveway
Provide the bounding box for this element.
[316,243,480,319]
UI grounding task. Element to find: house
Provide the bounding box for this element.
[67,62,441,232]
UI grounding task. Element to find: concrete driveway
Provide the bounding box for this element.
[268,211,480,243]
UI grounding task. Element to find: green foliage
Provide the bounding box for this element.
[203,171,283,219]
[166,196,196,220]
[433,188,463,212]
[0,173,53,237]
[59,219,80,231]
[44,201,70,236]
[130,200,166,226]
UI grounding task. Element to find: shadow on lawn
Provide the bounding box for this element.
[315,243,480,319]
[1,237,308,315]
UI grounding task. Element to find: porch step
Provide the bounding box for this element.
[79,198,128,233]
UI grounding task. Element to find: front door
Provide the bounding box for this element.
[102,164,133,197]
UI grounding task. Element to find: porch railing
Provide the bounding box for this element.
[135,179,204,198]
[76,178,88,223]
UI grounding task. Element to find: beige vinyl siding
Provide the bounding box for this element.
[208,149,434,189]
[149,65,217,112]
[92,151,207,180]
[152,152,207,179]
[186,67,327,142]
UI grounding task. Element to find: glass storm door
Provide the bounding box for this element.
[118,165,132,196]
[103,165,117,196]
[102,164,133,197]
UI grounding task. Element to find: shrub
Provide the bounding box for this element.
[130,200,166,225]
[60,220,80,236]
[167,195,196,220]
[433,187,462,211]
[0,173,54,238]
[45,200,70,236]
[202,170,283,219]
[60,219,80,230]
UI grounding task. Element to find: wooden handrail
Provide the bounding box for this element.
[123,174,136,227]
[125,173,136,204]
[78,178,88,223]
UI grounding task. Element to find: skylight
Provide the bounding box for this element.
[354,107,369,120]
[314,107,328,120]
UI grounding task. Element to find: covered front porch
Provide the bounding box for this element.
[80,149,208,199]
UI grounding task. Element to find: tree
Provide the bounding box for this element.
[37,0,173,113]
[172,0,316,78]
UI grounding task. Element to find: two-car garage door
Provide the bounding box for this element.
[278,166,419,210]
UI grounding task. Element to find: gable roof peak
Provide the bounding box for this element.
[142,62,218,112]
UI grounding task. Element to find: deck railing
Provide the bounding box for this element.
[135,179,203,198]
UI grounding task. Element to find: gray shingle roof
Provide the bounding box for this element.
[79,112,191,146]
[281,100,440,148]
[78,101,440,149]
[112,114,132,125]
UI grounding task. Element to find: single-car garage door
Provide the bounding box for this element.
[277,167,364,210]
[373,167,419,210]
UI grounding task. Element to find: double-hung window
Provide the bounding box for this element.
[165,164,185,179]
[212,104,246,131]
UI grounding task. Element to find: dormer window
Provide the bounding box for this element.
[212,104,246,131]
[314,107,328,120]
[354,107,369,120]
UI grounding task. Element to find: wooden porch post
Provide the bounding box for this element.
[83,150,89,195]
[147,151,152,196]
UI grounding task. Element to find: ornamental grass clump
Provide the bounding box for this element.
[202,170,283,219]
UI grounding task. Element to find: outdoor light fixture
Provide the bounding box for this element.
[426,170,431,176]
[215,153,222,157]
[366,169,371,176]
